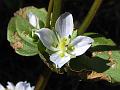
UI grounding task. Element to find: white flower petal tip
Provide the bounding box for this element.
[55,12,73,37]
[35,28,58,51]
[27,12,39,29]
[0,81,34,90]
[50,52,71,68]
[71,36,94,46]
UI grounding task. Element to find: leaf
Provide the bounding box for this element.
[7,17,16,42]
[14,6,47,26]
[69,33,120,83]
[7,6,48,56]
[15,38,38,56]
[70,30,77,40]
[7,17,38,56]
[15,16,35,45]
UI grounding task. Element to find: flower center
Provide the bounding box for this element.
[58,37,69,57]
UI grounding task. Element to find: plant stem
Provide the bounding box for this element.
[46,0,54,28]
[51,0,61,27]
[78,0,103,35]
[35,68,51,90]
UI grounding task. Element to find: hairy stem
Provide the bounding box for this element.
[78,0,103,35]
[46,0,54,28]
[51,0,61,27]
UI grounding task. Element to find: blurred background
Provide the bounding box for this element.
[0,0,120,89]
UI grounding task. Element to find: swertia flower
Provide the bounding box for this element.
[0,81,34,90]
[35,12,94,68]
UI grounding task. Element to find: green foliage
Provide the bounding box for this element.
[7,7,47,56]
[69,33,120,83]
[7,16,38,56]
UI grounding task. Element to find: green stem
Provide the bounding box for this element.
[46,0,54,28]
[35,68,51,90]
[51,0,61,27]
[78,0,103,35]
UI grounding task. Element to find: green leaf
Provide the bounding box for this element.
[15,38,39,56]
[7,16,38,56]
[14,6,47,26]
[7,6,48,56]
[71,30,77,40]
[7,17,16,42]
[69,33,120,83]
[15,16,34,45]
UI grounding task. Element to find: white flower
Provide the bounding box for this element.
[0,81,34,90]
[27,12,40,29]
[0,84,5,90]
[35,12,94,68]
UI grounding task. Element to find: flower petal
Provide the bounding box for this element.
[70,36,94,56]
[71,36,94,46]
[15,81,34,90]
[50,52,70,68]
[0,84,5,90]
[35,28,58,51]
[28,12,39,29]
[71,44,91,56]
[15,81,25,90]
[25,83,34,90]
[26,86,35,90]
[55,12,73,37]
[7,82,15,90]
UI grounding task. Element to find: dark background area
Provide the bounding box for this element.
[0,0,120,89]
